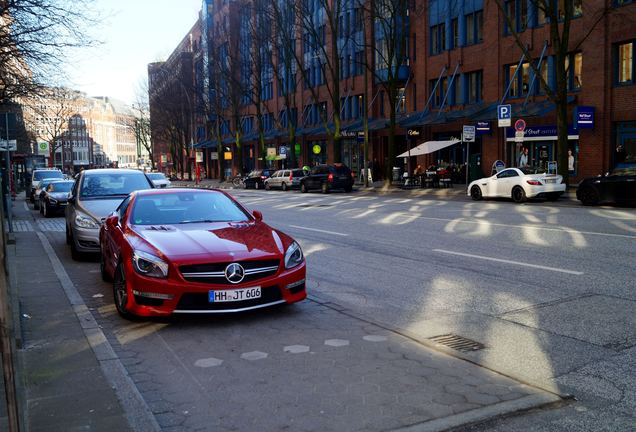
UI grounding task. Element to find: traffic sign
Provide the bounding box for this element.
[462,125,476,142]
[514,130,524,143]
[514,119,526,132]
[497,104,512,127]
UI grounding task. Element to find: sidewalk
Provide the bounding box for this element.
[7,201,134,432]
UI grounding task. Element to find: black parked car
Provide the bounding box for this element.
[243,169,274,189]
[576,162,636,206]
[300,164,354,193]
[39,180,75,217]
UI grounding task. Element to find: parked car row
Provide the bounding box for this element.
[26,167,307,320]
[242,164,355,194]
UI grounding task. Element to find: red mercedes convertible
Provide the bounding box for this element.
[99,188,306,318]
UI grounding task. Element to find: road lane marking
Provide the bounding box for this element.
[416,216,636,240]
[433,249,584,275]
[289,225,349,237]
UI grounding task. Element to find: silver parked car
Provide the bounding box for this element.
[65,169,154,260]
[264,169,307,191]
[146,172,171,188]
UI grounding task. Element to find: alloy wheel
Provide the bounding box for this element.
[471,185,482,201]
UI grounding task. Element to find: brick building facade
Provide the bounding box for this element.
[149,0,636,183]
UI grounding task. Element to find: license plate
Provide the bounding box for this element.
[339,176,347,180]
[209,286,261,303]
[544,178,555,184]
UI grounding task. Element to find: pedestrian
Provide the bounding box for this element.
[518,147,529,168]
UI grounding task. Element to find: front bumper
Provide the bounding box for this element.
[124,260,307,316]
[71,225,101,252]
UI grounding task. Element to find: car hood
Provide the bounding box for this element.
[130,221,287,261]
[78,198,126,221]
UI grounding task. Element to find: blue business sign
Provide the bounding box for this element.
[574,106,594,129]
[475,121,491,135]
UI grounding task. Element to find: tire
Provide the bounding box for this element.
[265,182,271,191]
[512,186,527,203]
[113,263,134,319]
[578,186,600,206]
[281,182,288,191]
[243,181,248,189]
[470,185,483,201]
[34,199,39,210]
[232,177,242,187]
[39,201,44,214]
[100,251,112,282]
[301,183,308,193]
[70,233,82,261]
[321,182,329,194]
[43,202,49,218]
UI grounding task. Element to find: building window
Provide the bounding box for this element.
[355,51,364,75]
[466,70,483,104]
[558,0,583,19]
[504,1,527,34]
[396,87,406,113]
[451,18,459,49]
[430,23,446,55]
[617,42,633,84]
[566,52,583,90]
[430,78,447,107]
[506,62,531,98]
[466,10,483,44]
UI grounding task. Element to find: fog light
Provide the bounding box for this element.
[132,290,174,300]
[285,279,305,290]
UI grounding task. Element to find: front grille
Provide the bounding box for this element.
[175,285,282,311]
[179,259,280,285]
[134,295,164,307]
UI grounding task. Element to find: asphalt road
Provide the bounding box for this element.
[33,189,636,431]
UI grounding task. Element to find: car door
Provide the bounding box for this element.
[612,168,636,202]
[495,169,519,197]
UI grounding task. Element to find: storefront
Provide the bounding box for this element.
[615,122,636,165]
[506,126,579,173]
[341,131,364,178]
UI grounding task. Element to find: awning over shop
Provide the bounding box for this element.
[397,139,461,158]
[341,117,388,132]
[193,140,213,149]
[297,122,334,137]
[470,96,575,122]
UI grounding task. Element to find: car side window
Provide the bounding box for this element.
[117,196,131,220]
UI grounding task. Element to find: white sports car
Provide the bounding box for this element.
[468,168,566,203]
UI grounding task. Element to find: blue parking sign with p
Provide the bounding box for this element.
[497,104,512,127]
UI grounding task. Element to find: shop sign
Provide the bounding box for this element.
[160,154,167,163]
[574,106,594,129]
[223,151,232,160]
[211,152,219,160]
[407,129,420,137]
[506,125,578,141]
[547,161,557,174]
[267,147,276,157]
[312,144,322,155]
[356,131,365,143]
[341,130,358,138]
[195,151,203,163]
[294,143,301,155]
[476,121,491,135]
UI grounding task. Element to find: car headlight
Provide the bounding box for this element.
[74,212,99,229]
[284,241,304,269]
[132,250,169,278]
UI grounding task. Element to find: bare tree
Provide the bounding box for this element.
[358,0,421,184]
[0,0,98,104]
[23,87,81,168]
[492,0,618,183]
[131,79,154,170]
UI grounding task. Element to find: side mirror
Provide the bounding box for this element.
[252,210,263,222]
[106,214,119,226]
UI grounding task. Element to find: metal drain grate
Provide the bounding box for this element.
[428,334,485,352]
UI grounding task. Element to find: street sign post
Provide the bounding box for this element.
[462,125,476,142]
[514,130,525,143]
[514,119,526,132]
[497,105,512,127]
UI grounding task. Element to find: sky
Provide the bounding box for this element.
[65,0,203,105]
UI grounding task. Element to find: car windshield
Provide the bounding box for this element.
[147,173,166,180]
[131,191,250,225]
[34,171,63,181]
[50,182,74,193]
[80,173,151,198]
